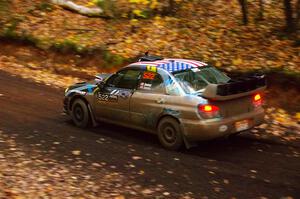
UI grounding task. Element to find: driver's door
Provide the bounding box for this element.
[94,69,141,124]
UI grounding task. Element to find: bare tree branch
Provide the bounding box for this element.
[51,0,103,17]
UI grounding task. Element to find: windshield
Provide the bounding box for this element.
[173,66,230,94]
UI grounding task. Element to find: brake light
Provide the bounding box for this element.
[253,94,262,107]
[199,105,219,112]
[254,94,261,102]
[198,104,220,119]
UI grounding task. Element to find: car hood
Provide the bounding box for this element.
[65,81,98,96]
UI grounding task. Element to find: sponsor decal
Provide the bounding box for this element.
[74,90,87,95]
[110,89,120,95]
[139,82,152,90]
[191,68,200,72]
[146,65,157,72]
[86,85,95,93]
[119,90,131,99]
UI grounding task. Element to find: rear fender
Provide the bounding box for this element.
[156,114,196,149]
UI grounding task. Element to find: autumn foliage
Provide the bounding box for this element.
[0,0,299,75]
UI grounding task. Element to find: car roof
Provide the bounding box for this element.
[128,58,208,73]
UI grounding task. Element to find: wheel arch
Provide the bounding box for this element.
[156,114,181,129]
[69,95,97,126]
[69,95,89,111]
[156,114,193,149]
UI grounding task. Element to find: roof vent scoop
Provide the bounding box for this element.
[138,51,163,62]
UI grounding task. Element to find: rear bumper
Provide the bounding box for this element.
[181,108,265,141]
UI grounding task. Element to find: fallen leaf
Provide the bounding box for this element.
[163,192,170,196]
[132,156,142,160]
[114,195,126,199]
[232,58,243,65]
[72,150,81,155]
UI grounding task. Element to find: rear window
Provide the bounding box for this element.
[173,66,230,94]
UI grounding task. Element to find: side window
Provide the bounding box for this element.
[117,69,141,89]
[165,76,181,95]
[138,71,165,93]
[105,69,141,89]
[106,71,125,87]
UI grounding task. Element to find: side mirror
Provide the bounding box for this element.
[97,81,105,90]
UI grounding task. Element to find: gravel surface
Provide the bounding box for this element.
[0,130,170,199]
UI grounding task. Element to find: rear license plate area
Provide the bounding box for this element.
[235,119,250,132]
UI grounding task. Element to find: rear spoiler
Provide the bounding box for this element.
[202,75,266,101]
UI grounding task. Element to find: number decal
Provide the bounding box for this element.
[98,93,109,101]
[143,72,156,80]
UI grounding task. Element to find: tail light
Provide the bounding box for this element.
[198,104,220,119]
[253,93,262,107]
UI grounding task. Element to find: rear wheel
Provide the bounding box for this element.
[157,117,183,150]
[71,99,90,128]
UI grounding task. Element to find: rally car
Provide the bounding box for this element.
[63,55,266,150]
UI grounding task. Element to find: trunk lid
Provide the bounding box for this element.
[201,74,266,118]
[210,95,254,118]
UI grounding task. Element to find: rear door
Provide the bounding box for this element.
[95,69,141,123]
[130,71,167,129]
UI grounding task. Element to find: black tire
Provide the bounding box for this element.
[71,99,90,128]
[157,117,184,150]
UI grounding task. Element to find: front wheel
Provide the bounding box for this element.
[157,117,184,150]
[71,99,90,128]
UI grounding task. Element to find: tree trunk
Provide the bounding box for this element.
[0,0,11,24]
[296,0,300,31]
[295,0,300,41]
[168,0,175,14]
[162,0,176,16]
[283,0,295,33]
[238,0,248,25]
[258,0,264,20]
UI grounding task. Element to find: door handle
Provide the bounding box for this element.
[156,98,165,104]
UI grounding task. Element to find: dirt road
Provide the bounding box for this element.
[0,70,299,198]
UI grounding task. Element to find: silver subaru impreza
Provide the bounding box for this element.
[63,55,266,150]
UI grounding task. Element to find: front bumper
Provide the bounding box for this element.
[63,97,70,114]
[182,108,265,141]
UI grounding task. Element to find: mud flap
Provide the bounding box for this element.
[87,104,98,127]
[183,136,198,149]
[179,123,198,149]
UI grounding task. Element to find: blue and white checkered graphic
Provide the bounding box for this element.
[131,59,207,73]
[157,61,192,72]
